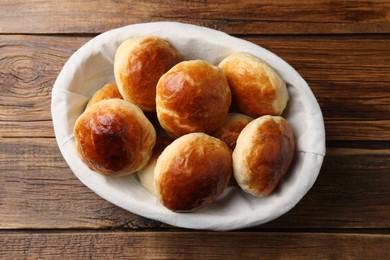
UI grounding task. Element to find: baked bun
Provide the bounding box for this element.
[156,60,231,137]
[114,36,182,111]
[155,133,232,212]
[137,136,173,195]
[233,115,295,196]
[74,99,156,176]
[212,113,253,150]
[86,82,122,109]
[219,52,288,117]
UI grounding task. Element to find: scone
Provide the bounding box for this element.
[233,115,295,196]
[74,99,156,176]
[155,133,232,212]
[137,136,173,195]
[114,36,182,111]
[156,60,231,137]
[219,52,288,117]
[212,113,253,150]
[85,82,122,109]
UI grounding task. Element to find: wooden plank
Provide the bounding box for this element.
[0,36,89,138]
[0,0,389,34]
[1,35,390,140]
[0,121,54,138]
[0,231,389,259]
[265,147,390,228]
[323,120,390,141]
[0,137,165,229]
[1,138,389,229]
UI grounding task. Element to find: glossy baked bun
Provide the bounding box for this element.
[212,113,253,150]
[86,82,123,109]
[114,36,182,111]
[155,133,232,212]
[74,99,156,176]
[156,60,231,137]
[137,136,173,195]
[233,115,295,196]
[219,52,288,117]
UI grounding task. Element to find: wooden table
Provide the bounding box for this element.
[1,1,389,258]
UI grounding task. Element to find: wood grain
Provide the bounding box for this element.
[0,0,389,34]
[1,35,390,140]
[0,138,165,229]
[0,36,88,138]
[1,231,389,259]
[268,147,390,228]
[1,137,389,229]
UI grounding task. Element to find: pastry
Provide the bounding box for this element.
[74,99,156,176]
[155,133,232,212]
[85,82,122,109]
[156,60,231,137]
[233,115,295,196]
[219,52,288,117]
[212,113,253,150]
[114,36,182,111]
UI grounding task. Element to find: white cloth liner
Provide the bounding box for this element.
[51,22,326,231]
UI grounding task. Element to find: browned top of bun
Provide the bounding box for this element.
[74,99,156,176]
[156,60,231,137]
[155,133,232,212]
[86,83,122,109]
[233,116,295,196]
[114,36,182,111]
[212,113,252,150]
[219,52,288,117]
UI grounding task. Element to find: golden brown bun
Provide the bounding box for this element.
[156,60,231,137]
[114,36,182,111]
[155,133,232,212]
[219,52,288,117]
[212,113,253,150]
[233,115,295,196]
[74,99,156,176]
[86,83,123,109]
[137,136,173,195]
